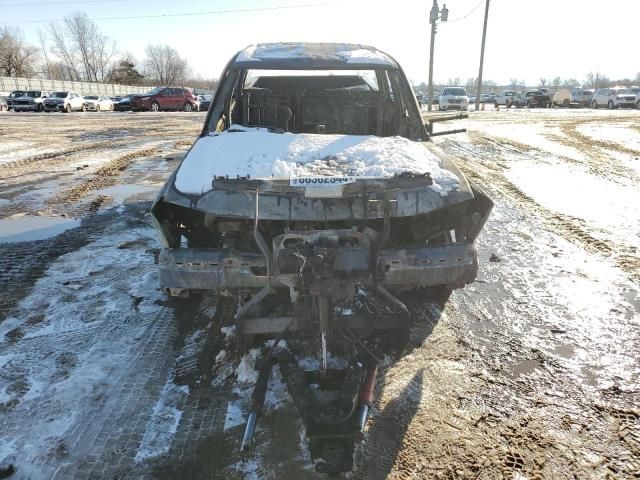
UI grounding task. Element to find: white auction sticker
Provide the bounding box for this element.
[290,176,356,187]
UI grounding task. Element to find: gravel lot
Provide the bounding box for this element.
[0,110,638,479]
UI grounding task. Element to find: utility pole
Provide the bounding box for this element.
[427,0,448,112]
[475,0,490,110]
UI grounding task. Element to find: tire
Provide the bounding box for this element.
[150,102,160,112]
[591,101,597,109]
[65,104,72,113]
[494,101,498,108]
[637,100,640,110]
[81,104,86,112]
[183,103,193,112]
[36,104,43,112]
[110,104,114,111]
[608,100,614,109]
[96,104,100,112]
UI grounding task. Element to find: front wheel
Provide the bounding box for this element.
[608,100,614,109]
[65,104,72,113]
[637,100,640,110]
[591,101,597,109]
[95,104,100,112]
[150,102,160,112]
[81,104,86,112]
[36,104,43,112]
[183,103,193,112]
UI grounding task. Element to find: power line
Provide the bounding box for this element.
[447,0,484,22]
[2,2,341,24]
[1,0,125,6]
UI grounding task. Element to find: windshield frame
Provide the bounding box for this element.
[203,65,427,141]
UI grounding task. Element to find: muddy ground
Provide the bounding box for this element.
[0,110,638,479]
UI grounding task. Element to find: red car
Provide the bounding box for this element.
[130,87,197,112]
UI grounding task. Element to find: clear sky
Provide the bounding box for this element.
[4,0,639,86]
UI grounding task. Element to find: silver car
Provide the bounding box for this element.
[10,91,52,112]
[43,91,86,113]
[83,95,114,112]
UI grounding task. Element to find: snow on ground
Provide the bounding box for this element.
[0,225,165,476]
[135,378,189,463]
[466,120,586,162]
[577,123,640,153]
[175,126,459,195]
[505,159,640,250]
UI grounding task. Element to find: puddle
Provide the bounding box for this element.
[507,358,541,379]
[0,215,80,243]
[92,184,158,205]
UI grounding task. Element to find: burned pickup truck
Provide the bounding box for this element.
[151,43,492,473]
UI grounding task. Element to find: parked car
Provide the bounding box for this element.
[508,90,551,108]
[552,89,582,107]
[6,90,26,110]
[11,90,52,112]
[151,42,493,474]
[493,91,516,106]
[628,86,640,109]
[0,98,7,112]
[480,94,492,103]
[113,95,133,111]
[129,87,197,112]
[83,95,114,112]
[197,94,212,111]
[43,91,86,112]
[591,87,636,109]
[439,87,469,111]
[578,89,594,106]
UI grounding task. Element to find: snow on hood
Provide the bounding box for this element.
[174,126,460,196]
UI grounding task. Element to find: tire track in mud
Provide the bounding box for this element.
[54,146,160,210]
[560,119,640,157]
[444,138,640,284]
[0,139,132,173]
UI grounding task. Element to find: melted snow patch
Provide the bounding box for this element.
[175,128,459,195]
[135,379,189,463]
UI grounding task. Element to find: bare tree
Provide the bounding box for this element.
[143,44,189,85]
[484,80,497,93]
[48,22,81,80]
[0,26,38,77]
[510,77,519,90]
[36,29,51,78]
[562,78,579,88]
[465,77,477,92]
[552,76,561,91]
[586,72,609,89]
[47,12,115,82]
[539,78,547,87]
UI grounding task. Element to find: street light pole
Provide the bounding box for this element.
[475,0,490,110]
[427,0,448,112]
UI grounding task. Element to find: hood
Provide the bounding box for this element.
[173,126,460,197]
[45,98,64,103]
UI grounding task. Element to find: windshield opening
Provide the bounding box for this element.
[209,67,425,139]
[53,92,68,98]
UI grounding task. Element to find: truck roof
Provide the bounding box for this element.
[232,42,398,70]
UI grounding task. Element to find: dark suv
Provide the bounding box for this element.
[130,87,197,112]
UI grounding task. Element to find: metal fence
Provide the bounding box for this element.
[0,77,150,96]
